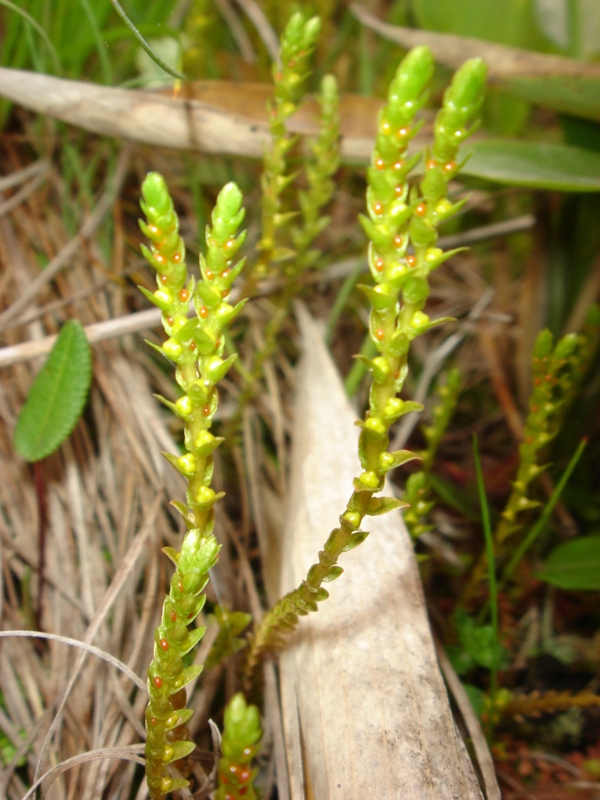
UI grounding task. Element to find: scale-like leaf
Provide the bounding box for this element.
[14,320,92,462]
[461,140,600,191]
[536,535,600,591]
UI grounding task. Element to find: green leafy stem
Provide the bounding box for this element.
[139,173,247,797]
[244,47,487,681]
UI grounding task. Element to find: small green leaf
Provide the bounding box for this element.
[366,496,408,516]
[461,140,600,192]
[322,565,344,582]
[341,530,370,552]
[164,739,196,764]
[536,536,600,591]
[14,320,92,462]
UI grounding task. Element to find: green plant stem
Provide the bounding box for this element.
[501,437,587,586]
[403,367,461,537]
[139,174,247,797]
[244,46,487,684]
[464,328,579,604]
[254,11,321,278]
[215,694,262,799]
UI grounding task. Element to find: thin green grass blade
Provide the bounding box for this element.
[109,0,185,81]
[14,320,92,462]
[77,0,114,85]
[0,0,62,74]
[472,434,498,704]
[344,333,377,397]
[326,259,365,345]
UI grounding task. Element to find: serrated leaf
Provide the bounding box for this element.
[536,536,600,591]
[14,320,92,462]
[461,140,600,192]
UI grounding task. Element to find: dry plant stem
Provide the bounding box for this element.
[0,632,146,691]
[0,308,162,368]
[246,48,487,678]
[32,460,48,631]
[22,746,146,800]
[0,171,49,220]
[0,158,50,192]
[214,0,256,63]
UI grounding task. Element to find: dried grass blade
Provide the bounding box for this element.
[22,745,145,800]
[0,632,145,691]
[33,496,160,783]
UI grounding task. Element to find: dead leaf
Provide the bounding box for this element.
[0,69,425,164]
[351,4,600,122]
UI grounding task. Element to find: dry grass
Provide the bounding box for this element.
[0,140,245,799]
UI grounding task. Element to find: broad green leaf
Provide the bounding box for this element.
[410,0,538,49]
[460,140,600,191]
[503,75,600,123]
[14,320,92,462]
[536,535,600,590]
